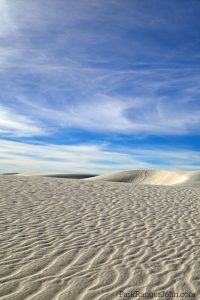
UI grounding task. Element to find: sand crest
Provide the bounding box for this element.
[86,169,200,186]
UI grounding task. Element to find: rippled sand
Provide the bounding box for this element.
[0,172,200,299]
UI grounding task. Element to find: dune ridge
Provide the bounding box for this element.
[12,169,200,186]
[85,169,200,186]
[15,173,97,179]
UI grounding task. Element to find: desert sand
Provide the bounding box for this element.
[0,170,200,299]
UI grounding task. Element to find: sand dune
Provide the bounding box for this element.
[86,169,200,186]
[12,169,200,186]
[15,173,96,179]
[0,171,200,299]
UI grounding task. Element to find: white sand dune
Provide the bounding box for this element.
[0,171,200,299]
[86,169,200,186]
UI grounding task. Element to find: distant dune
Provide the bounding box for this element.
[86,169,200,186]
[2,172,19,175]
[13,169,200,186]
[15,173,97,179]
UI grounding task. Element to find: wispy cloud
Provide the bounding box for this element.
[0,105,44,137]
[7,73,200,136]
[0,139,150,173]
[0,139,199,174]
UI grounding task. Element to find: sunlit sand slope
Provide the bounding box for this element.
[86,170,200,186]
[0,175,200,299]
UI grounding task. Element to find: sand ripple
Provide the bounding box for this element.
[0,175,200,299]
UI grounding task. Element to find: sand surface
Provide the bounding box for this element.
[0,171,200,299]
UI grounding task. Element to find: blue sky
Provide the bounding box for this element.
[0,0,200,173]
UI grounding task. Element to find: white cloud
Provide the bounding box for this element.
[12,90,200,136]
[0,139,150,173]
[0,139,199,174]
[0,105,44,137]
